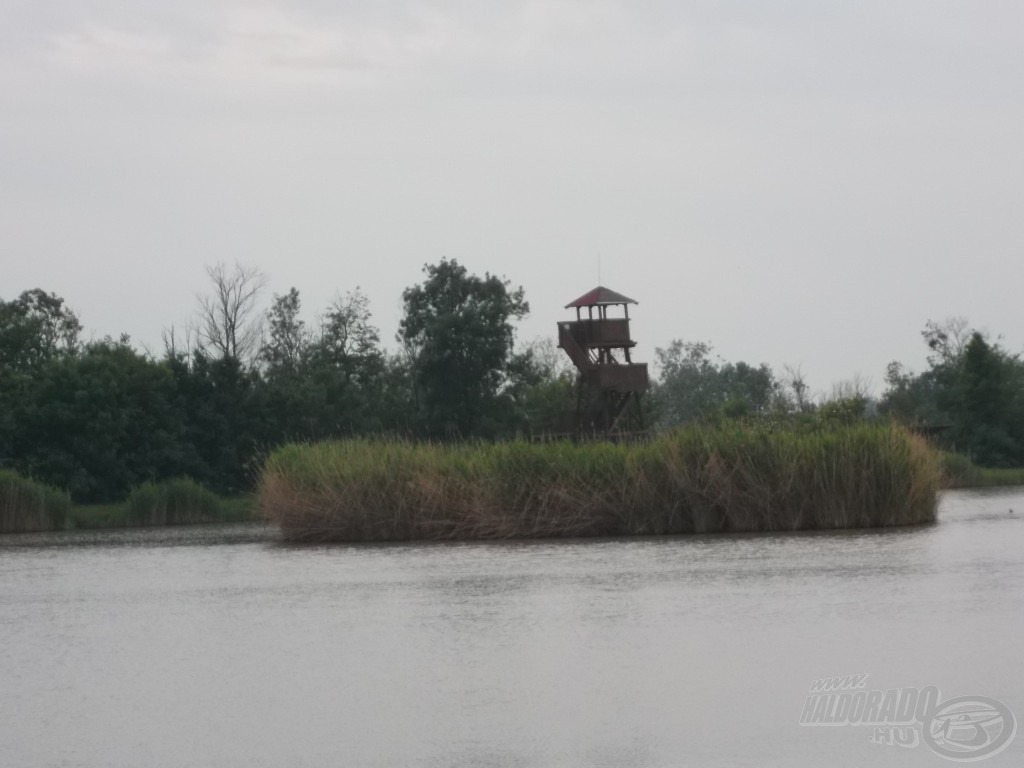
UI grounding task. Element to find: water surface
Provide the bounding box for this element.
[1,490,1022,766]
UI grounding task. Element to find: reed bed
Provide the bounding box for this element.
[0,470,71,533]
[259,423,942,543]
[124,478,224,526]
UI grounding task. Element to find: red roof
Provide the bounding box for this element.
[565,286,638,308]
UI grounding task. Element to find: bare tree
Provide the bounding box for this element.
[922,317,971,366]
[781,364,812,413]
[196,262,268,364]
[829,373,873,402]
[162,320,199,364]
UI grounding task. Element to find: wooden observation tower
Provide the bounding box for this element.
[557,286,650,437]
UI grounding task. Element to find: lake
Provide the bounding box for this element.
[1,488,1021,767]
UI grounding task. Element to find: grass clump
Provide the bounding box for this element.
[0,470,71,533]
[259,423,942,543]
[124,478,224,526]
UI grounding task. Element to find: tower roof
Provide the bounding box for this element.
[564,286,638,309]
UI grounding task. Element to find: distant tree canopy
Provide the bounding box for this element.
[881,319,1024,466]
[651,340,781,428]
[3,272,1024,503]
[0,289,81,372]
[399,259,529,437]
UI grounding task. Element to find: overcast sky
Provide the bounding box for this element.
[3,1,1023,394]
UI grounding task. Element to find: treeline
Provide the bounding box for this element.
[0,260,570,501]
[1,261,1021,502]
[648,319,1024,469]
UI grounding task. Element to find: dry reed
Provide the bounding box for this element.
[124,478,224,526]
[259,423,942,542]
[0,470,71,533]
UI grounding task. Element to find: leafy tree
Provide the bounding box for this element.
[881,319,1024,466]
[261,287,309,377]
[169,352,268,493]
[881,361,942,425]
[316,289,380,363]
[399,259,529,437]
[946,333,1024,465]
[510,338,577,435]
[303,289,387,436]
[257,287,393,441]
[12,339,191,501]
[652,340,780,428]
[0,290,83,468]
[0,289,81,372]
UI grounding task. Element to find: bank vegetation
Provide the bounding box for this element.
[259,423,942,542]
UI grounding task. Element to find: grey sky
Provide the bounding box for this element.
[3,1,1023,393]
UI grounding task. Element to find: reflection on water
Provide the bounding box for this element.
[0,490,1022,767]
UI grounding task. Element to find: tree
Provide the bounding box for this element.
[0,290,83,467]
[197,262,267,364]
[304,289,387,436]
[778,364,813,415]
[949,332,1023,465]
[652,340,781,428]
[398,259,529,437]
[322,289,378,356]
[261,287,309,377]
[0,289,81,372]
[169,352,267,493]
[506,337,576,435]
[923,317,971,367]
[12,339,192,501]
[881,319,1024,466]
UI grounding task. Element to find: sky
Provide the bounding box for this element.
[3,1,1024,396]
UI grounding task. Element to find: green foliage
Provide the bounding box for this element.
[68,493,254,529]
[0,290,84,463]
[259,423,941,542]
[0,470,70,532]
[937,451,1024,488]
[261,287,308,377]
[124,477,223,526]
[399,259,529,437]
[652,340,781,428]
[507,338,577,435]
[12,339,195,501]
[0,289,81,372]
[881,319,1024,467]
[258,287,400,441]
[8,275,1023,513]
[169,353,267,494]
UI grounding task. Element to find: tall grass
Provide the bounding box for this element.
[124,478,223,526]
[259,423,942,542]
[0,470,71,533]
